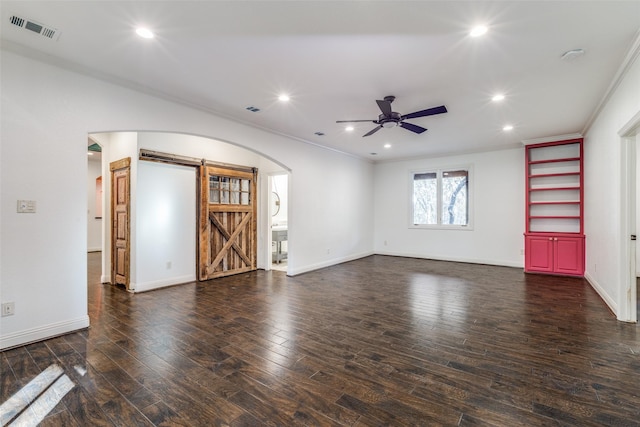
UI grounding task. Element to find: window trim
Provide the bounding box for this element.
[408,165,474,230]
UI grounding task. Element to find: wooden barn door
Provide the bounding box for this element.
[199,164,257,280]
[110,158,131,290]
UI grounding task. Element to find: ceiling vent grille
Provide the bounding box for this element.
[9,15,60,41]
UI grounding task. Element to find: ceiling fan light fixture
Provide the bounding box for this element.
[345,126,354,132]
[503,124,514,131]
[492,94,505,102]
[278,94,290,102]
[336,96,447,137]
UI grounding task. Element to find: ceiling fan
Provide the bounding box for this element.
[336,96,447,137]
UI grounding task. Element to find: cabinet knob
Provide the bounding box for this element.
[549,237,553,241]
[554,238,558,241]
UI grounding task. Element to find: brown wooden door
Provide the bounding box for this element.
[110,158,131,290]
[199,164,257,280]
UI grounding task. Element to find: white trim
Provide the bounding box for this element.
[100,274,110,283]
[376,143,522,165]
[2,40,366,164]
[617,114,640,323]
[87,247,101,252]
[583,29,640,135]
[584,271,618,316]
[521,133,583,146]
[618,109,640,137]
[0,316,90,350]
[131,274,197,293]
[288,251,374,276]
[375,250,523,269]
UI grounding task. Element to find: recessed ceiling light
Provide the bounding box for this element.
[345,126,354,132]
[503,125,514,131]
[470,25,488,37]
[278,94,290,102]
[492,94,505,102]
[136,27,154,39]
[384,144,391,149]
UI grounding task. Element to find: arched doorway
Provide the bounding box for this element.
[90,131,290,292]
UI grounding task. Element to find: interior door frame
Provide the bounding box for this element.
[619,110,640,323]
[266,172,290,274]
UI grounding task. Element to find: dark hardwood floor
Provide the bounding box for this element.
[2,253,640,426]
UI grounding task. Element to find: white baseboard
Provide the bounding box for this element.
[0,316,90,350]
[374,250,524,269]
[289,251,374,276]
[584,271,618,316]
[131,274,197,293]
[101,274,110,283]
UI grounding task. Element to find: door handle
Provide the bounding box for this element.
[632,235,637,241]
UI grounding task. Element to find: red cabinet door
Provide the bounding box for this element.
[525,235,554,273]
[554,237,584,275]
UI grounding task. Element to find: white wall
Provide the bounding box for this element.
[87,158,102,252]
[584,46,640,319]
[136,161,197,292]
[374,148,525,267]
[0,47,374,349]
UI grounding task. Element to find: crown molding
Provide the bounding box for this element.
[521,133,583,146]
[582,28,640,135]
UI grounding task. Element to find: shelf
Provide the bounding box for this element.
[529,201,580,205]
[526,231,583,236]
[529,172,580,178]
[529,216,580,219]
[528,157,580,165]
[525,138,584,252]
[529,186,580,192]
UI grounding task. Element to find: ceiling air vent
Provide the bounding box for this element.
[9,15,60,41]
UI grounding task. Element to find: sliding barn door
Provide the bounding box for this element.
[199,164,258,280]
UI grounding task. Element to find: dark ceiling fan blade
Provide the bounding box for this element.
[363,125,383,137]
[376,99,393,117]
[336,120,376,123]
[401,105,447,120]
[400,122,428,134]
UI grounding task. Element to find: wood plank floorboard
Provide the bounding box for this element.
[2,253,640,426]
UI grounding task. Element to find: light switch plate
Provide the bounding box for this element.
[17,200,36,213]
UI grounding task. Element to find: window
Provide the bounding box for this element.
[209,175,251,205]
[412,168,470,227]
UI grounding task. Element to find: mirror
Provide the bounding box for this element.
[271,192,280,216]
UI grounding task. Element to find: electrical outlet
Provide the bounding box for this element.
[520,249,524,255]
[2,302,15,317]
[17,200,36,213]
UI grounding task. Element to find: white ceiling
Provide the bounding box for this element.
[2,1,639,161]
